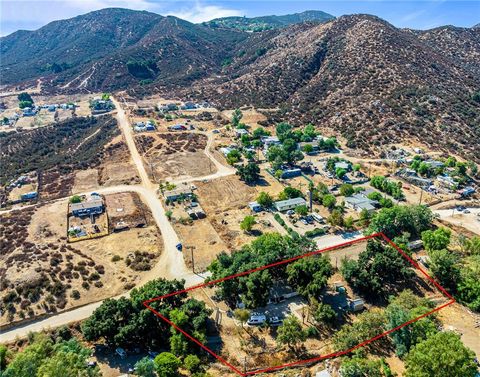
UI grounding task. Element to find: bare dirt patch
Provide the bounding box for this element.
[195,175,257,214]
[135,132,215,182]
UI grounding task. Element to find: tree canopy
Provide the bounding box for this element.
[341,239,414,296]
[286,256,333,298]
[405,332,477,377]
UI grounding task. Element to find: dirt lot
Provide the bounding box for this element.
[0,193,162,326]
[135,132,214,182]
[221,108,269,128]
[196,175,257,214]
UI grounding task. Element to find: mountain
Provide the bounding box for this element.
[203,10,335,32]
[186,15,480,162]
[0,8,247,89]
[1,10,479,162]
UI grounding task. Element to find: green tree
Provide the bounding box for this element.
[252,127,269,139]
[135,357,156,377]
[231,109,243,127]
[184,354,202,373]
[18,92,33,103]
[353,164,361,172]
[341,239,414,296]
[276,315,306,351]
[334,310,387,351]
[226,149,242,165]
[368,205,433,239]
[256,192,273,207]
[302,144,314,154]
[359,208,371,227]
[405,332,477,377]
[294,205,309,216]
[421,227,451,251]
[336,167,347,178]
[0,344,9,371]
[69,195,82,204]
[328,209,344,227]
[428,249,460,290]
[276,122,293,142]
[236,163,260,184]
[322,194,336,210]
[240,215,256,233]
[457,255,480,311]
[313,302,336,326]
[344,216,355,230]
[154,352,181,377]
[242,270,272,308]
[234,308,250,328]
[278,186,303,200]
[286,256,333,298]
[340,184,354,197]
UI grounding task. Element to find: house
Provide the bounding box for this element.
[181,102,196,110]
[168,124,187,131]
[315,369,332,377]
[235,128,249,137]
[459,186,475,197]
[436,175,457,190]
[280,168,302,179]
[344,194,378,213]
[71,198,104,217]
[248,202,263,213]
[163,187,193,201]
[334,161,351,171]
[261,136,281,149]
[220,147,234,157]
[21,191,38,201]
[408,240,424,251]
[425,160,444,169]
[22,107,36,116]
[274,197,307,212]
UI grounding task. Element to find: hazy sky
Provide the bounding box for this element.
[1,0,479,36]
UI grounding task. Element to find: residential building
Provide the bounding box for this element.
[163,187,193,201]
[21,191,38,201]
[235,128,249,137]
[344,193,378,213]
[220,147,234,157]
[274,197,307,212]
[334,161,351,171]
[425,160,445,169]
[436,175,457,190]
[71,198,104,217]
[459,186,475,197]
[261,136,281,148]
[280,168,302,179]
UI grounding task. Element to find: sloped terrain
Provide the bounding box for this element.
[189,15,480,162]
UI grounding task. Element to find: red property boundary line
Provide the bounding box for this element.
[143,232,455,376]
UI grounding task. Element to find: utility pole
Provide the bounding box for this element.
[186,245,196,273]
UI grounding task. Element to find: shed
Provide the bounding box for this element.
[248,202,263,212]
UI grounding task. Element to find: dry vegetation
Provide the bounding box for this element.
[0,193,162,326]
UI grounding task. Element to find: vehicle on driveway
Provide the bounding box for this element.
[247,313,266,326]
[176,243,183,251]
[115,347,127,358]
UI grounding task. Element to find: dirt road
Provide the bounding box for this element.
[172,130,236,185]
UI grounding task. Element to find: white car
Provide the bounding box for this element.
[247,314,266,326]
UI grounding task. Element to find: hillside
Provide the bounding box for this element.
[186,15,480,162]
[1,10,479,162]
[0,8,247,90]
[203,10,335,32]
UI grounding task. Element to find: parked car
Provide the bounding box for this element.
[247,313,266,325]
[463,209,470,214]
[176,243,183,251]
[268,316,282,326]
[286,210,295,216]
[115,348,127,358]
